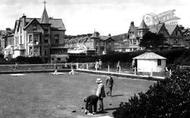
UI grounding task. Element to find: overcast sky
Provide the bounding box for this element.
[0,0,189,35]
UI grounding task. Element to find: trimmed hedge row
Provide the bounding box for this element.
[68,49,190,65]
[1,48,190,65]
[0,56,44,64]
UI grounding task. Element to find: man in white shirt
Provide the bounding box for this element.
[96,78,106,112]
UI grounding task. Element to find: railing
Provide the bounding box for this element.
[0,63,168,77]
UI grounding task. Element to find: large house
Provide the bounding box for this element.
[64,32,114,56]
[113,19,186,52]
[13,4,66,62]
[112,21,148,52]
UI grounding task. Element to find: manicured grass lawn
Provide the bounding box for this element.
[0,72,156,118]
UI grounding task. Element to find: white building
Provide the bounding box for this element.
[133,52,166,73]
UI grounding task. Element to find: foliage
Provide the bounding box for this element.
[67,48,190,66]
[140,31,166,49]
[113,69,190,118]
[0,53,6,64]
[9,56,44,64]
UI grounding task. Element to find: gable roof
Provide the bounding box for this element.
[24,18,42,30]
[21,18,66,31]
[99,36,113,41]
[49,18,66,30]
[139,20,148,29]
[165,24,177,35]
[112,33,128,41]
[149,23,164,33]
[133,52,166,60]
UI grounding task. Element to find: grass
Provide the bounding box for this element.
[0,72,156,118]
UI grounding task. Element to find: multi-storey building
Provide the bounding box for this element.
[13,4,66,62]
[112,33,129,52]
[64,32,114,56]
[112,21,148,52]
[113,19,186,52]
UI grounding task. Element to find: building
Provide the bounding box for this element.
[112,21,148,52]
[133,52,166,73]
[0,28,14,58]
[165,25,185,49]
[13,4,66,62]
[182,28,190,48]
[64,32,114,56]
[112,33,129,52]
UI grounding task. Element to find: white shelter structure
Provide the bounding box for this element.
[133,52,166,73]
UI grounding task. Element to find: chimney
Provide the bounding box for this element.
[22,13,26,26]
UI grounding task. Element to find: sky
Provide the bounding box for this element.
[0,0,190,35]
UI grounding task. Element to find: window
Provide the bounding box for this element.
[29,47,33,55]
[29,35,32,43]
[33,34,39,44]
[33,25,37,31]
[44,50,47,56]
[57,58,61,61]
[157,59,161,66]
[44,28,48,33]
[54,34,59,44]
[133,39,136,45]
[44,39,48,43]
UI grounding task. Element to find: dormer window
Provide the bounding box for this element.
[33,25,37,31]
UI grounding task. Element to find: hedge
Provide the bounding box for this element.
[113,68,190,118]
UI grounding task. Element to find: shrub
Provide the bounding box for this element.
[113,69,190,118]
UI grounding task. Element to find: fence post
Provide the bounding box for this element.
[134,67,137,75]
[150,69,153,77]
[119,66,121,73]
[108,65,110,72]
[86,63,89,70]
[76,63,79,69]
[65,63,67,68]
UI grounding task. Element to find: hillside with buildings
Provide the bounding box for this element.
[0,4,190,64]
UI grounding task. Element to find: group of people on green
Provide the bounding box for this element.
[84,75,114,115]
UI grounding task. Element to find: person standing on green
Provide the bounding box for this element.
[96,78,106,112]
[106,76,114,96]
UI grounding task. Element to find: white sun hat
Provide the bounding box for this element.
[96,78,102,83]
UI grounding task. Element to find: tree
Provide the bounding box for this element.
[140,31,166,49]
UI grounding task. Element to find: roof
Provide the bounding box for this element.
[149,23,164,33]
[139,20,148,29]
[49,18,66,30]
[99,36,113,41]
[112,33,128,41]
[23,18,66,31]
[133,52,166,60]
[41,7,49,24]
[165,24,177,35]
[24,18,42,30]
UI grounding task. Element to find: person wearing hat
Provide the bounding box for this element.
[96,78,106,112]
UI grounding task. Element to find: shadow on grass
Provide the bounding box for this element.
[96,111,108,114]
[111,94,124,97]
[105,107,118,111]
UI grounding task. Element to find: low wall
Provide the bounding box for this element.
[76,69,165,81]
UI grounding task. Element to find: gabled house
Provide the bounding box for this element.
[182,28,190,48]
[149,23,170,39]
[165,25,185,48]
[128,21,141,51]
[13,4,66,62]
[65,32,114,56]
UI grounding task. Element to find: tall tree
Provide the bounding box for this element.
[140,31,166,49]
